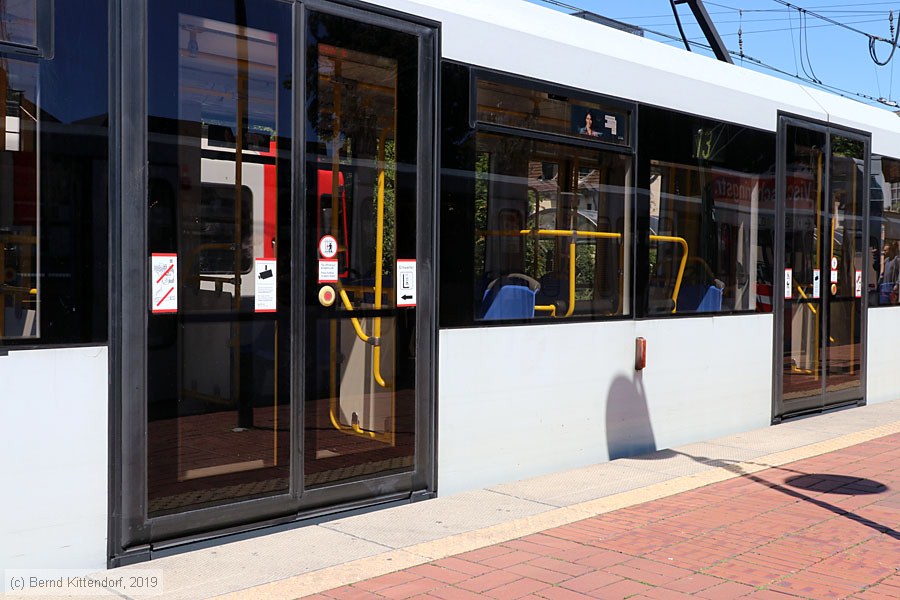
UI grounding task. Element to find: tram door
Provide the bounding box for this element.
[301,7,434,494]
[775,120,869,419]
[136,0,434,548]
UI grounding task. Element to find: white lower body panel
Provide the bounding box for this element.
[437,315,773,495]
[0,346,108,579]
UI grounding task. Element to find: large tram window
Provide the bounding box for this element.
[0,58,38,340]
[638,107,776,316]
[1,1,108,345]
[871,156,900,306]
[473,133,631,321]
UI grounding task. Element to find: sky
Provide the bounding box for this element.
[524,0,900,111]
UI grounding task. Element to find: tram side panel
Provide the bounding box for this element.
[437,315,772,496]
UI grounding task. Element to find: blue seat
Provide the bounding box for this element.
[696,285,723,313]
[481,284,536,320]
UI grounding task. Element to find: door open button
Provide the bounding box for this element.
[319,285,336,307]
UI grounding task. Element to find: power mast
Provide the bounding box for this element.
[671,0,733,64]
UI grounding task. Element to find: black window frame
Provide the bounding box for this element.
[633,103,778,320]
[439,62,638,329]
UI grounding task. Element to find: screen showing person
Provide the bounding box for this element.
[578,110,600,137]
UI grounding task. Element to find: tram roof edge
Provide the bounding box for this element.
[364,0,900,154]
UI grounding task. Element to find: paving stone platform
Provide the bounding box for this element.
[9,399,900,600]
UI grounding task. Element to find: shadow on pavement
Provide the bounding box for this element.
[667,450,900,541]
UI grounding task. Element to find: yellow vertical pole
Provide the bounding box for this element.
[372,129,389,390]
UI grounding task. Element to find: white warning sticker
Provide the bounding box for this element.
[318,259,339,283]
[255,258,277,312]
[151,253,178,313]
[396,259,416,307]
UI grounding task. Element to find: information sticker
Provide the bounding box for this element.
[855,270,863,298]
[255,258,277,312]
[151,253,178,313]
[396,259,417,307]
[318,259,339,283]
[812,268,821,299]
[784,268,793,300]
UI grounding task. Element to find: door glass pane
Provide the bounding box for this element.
[146,0,292,517]
[304,13,418,488]
[826,136,864,393]
[783,126,826,402]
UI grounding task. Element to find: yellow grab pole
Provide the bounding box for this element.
[565,237,576,317]
[650,235,689,311]
[338,288,373,344]
[373,138,389,389]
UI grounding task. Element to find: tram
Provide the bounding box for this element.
[3,0,900,574]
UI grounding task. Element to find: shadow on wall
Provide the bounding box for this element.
[606,373,656,460]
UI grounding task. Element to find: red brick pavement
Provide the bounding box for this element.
[311,433,900,599]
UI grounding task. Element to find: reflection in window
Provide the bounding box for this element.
[193,183,253,275]
[0,57,37,340]
[476,78,629,145]
[474,133,631,320]
[871,156,900,306]
[0,0,36,47]
[640,108,775,315]
[147,2,291,517]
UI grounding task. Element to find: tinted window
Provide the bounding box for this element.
[637,107,776,316]
[1,0,108,345]
[870,155,900,306]
[441,64,633,326]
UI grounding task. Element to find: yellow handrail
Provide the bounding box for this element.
[519,228,621,240]
[520,229,616,317]
[372,128,391,390]
[338,288,375,344]
[650,235,689,312]
[477,228,689,315]
[534,304,556,316]
[794,284,835,343]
